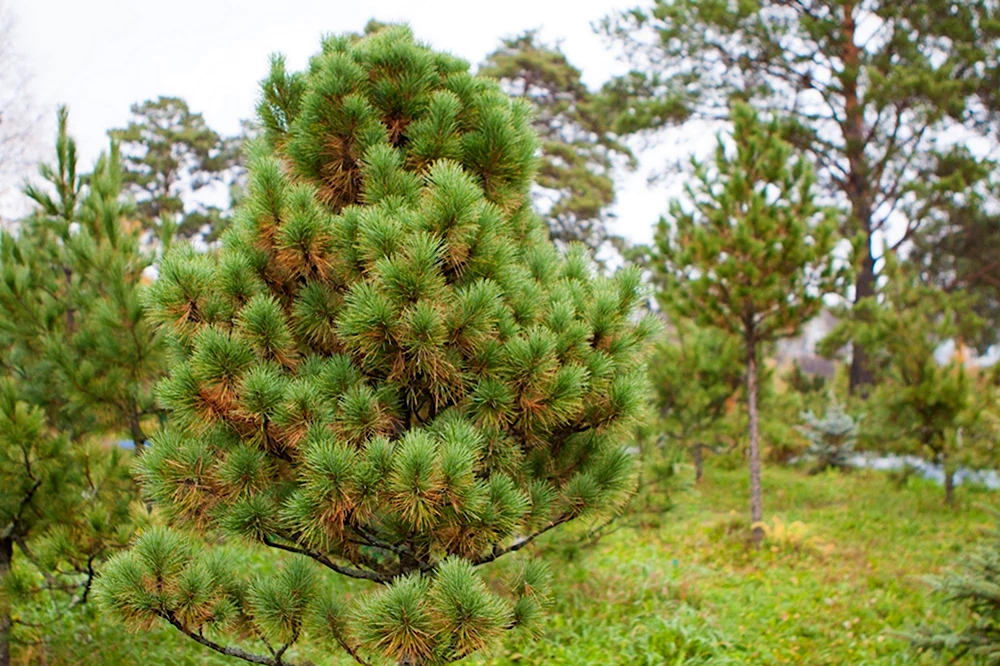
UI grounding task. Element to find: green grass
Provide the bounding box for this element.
[21,463,993,664]
[476,463,994,665]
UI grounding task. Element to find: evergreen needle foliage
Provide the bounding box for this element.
[600,0,1000,393]
[97,25,655,666]
[647,321,743,483]
[911,514,1000,663]
[480,31,634,253]
[0,108,162,664]
[796,396,859,473]
[821,255,995,505]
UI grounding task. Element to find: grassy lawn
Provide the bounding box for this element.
[23,463,992,665]
[477,463,993,665]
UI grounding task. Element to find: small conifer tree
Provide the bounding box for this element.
[0,109,161,665]
[96,26,654,666]
[796,397,859,473]
[650,104,842,545]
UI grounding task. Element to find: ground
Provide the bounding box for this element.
[476,463,990,665]
[21,462,991,665]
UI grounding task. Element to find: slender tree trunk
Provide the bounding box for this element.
[840,1,876,396]
[692,444,704,484]
[0,536,13,666]
[849,239,876,395]
[943,452,956,507]
[129,411,146,456]
[746,344,764,547]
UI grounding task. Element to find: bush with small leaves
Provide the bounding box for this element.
[96,24,655,666]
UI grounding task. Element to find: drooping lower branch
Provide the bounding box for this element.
[162,610,311,666]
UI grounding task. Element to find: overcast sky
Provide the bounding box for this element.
[9,0,693,244]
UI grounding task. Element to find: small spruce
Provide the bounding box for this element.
[796,397,859,474]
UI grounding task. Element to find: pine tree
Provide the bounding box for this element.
[599,0,998,394]
[796,396,859,474]
[0,108,161,665]
[647,320,743,483]
[820,255,992,505]
[650,104,842,545]
[95,26,655,666]
[480,31,634,253]
[110,96,241,240]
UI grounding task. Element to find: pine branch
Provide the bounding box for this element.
[472,514,573,566]
[332,633,373,666]
[262,537,391,584]
[162,610,312,666]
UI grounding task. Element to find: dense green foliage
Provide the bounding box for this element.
[0,108,163,664]
[17,460,994,665]
[822,256,997,504]
[0,9,997,666]
[647,321,743,483]
[96,26,655,666]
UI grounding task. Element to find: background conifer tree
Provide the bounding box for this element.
[796,396,860,474]
[480,31,634,253]
[600,0,998,393]
[821,255,995,505]
[0,108,162,665]
[650,104,841,545]
[110,96,241,241]
[96,25,655,666]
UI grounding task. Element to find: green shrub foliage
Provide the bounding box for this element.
[97,25,654,666]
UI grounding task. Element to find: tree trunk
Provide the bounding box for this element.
[692,443,704,484]
[129,411,146,456]
[746,345,764,547]
[840,1,876,396]
[849,242,876,395]
[944,467,956,507]
[0,536,12,666]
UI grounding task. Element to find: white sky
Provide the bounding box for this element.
[10,0,690,244]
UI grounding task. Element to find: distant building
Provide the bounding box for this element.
[775,309,838,379]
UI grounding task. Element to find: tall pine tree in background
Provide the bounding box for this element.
[651,104,841,545]
[600,0,998,393]
[110,96,241,241]
[96,25,655,666]
[0,108,162,665]
[480,31,634,254]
